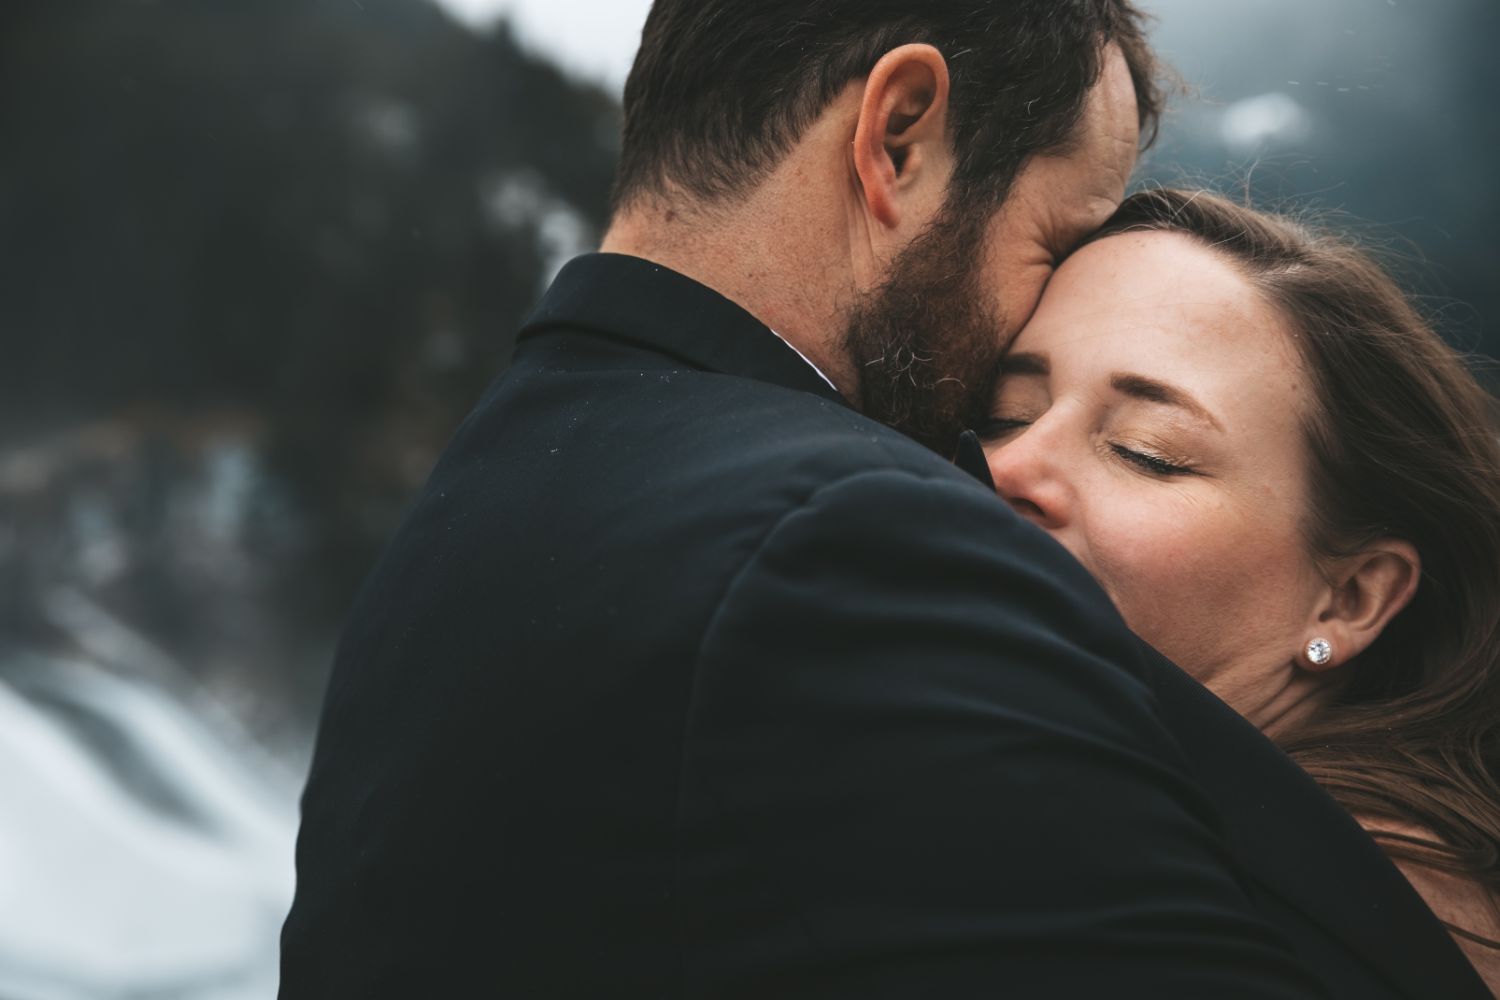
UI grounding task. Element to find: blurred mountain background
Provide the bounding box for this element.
[0,0,1494,994]
[0,1,619,993]
[1,0,619,745]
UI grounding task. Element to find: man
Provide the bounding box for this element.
[281,3,1485,997]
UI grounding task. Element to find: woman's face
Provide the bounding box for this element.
[982,231,1332,724]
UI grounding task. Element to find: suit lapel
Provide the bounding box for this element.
[1149,649,1491,999]
[953,430,996,489]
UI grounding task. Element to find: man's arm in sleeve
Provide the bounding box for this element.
[675,468,1327,999]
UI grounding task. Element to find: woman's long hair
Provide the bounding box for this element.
[1096,189,1500,933]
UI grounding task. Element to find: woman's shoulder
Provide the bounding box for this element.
[1358,816,1500,995]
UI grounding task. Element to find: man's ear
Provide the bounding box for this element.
[1304,540,1421,669]
[851,44,952,232]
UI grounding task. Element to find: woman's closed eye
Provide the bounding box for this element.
[979,400,1205,480]
[1110,442,1198,478]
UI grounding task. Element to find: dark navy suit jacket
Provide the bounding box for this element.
[280,254,1488,999]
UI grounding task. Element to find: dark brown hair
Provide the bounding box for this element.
[1098,188,1500,937]
[613,0,1162,215]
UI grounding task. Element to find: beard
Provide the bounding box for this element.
[841,204,1008,456]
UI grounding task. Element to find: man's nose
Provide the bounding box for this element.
[984,424,1073,531]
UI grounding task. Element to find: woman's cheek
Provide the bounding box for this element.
[1086,502,1243,652]
[1089,495,1205,589]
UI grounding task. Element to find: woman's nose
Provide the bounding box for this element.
[984,425,1073,531]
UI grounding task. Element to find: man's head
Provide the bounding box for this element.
[609,1,1162,452]
[845,45,1145,450]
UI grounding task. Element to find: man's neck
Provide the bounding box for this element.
[598,185,859,399]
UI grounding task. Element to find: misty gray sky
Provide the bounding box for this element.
[432,0,653,89]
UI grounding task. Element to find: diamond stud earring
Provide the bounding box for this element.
[1305,638,1334,667]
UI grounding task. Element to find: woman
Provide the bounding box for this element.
[980,188,1500,990]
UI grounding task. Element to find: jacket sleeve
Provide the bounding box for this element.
[677,468,1328,999]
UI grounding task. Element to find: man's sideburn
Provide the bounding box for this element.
[842,204,1008,456]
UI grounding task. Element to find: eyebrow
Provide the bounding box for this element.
[1111,373,1225,432]
[1000,355,1226,432]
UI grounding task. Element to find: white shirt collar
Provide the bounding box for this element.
[769,329,839,393]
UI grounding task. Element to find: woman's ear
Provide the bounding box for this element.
[850,43,952,232]
[1305,540,1421,668]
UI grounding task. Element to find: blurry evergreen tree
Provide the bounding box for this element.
[0,0,620,648]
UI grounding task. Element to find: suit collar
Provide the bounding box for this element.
[953,431,996,490]
[519,253,852,409]
[1151,651,1491,999]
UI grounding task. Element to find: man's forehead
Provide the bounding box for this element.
[1083,45,1143,185]
[1057,46,1141,223]
[989,46,1141,240]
